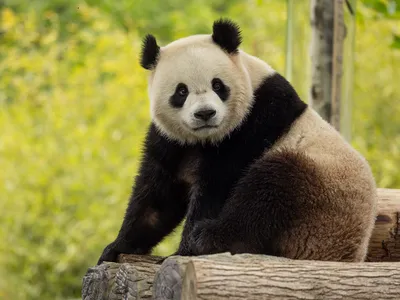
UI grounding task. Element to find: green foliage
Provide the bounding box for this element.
[0,5,151,299]
[362,0,400,18]
[351,4,400,188]
[358,0,400,48]
[391,33,400,48]
[0,1,399,300]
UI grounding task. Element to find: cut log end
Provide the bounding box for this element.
[82,262,120,300]
[82,256,162,300]
[182,261,196,300]
[153,258,182,300]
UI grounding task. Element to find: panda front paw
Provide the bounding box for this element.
[97,241,120,265]
[97,240,147,265]
[190,219,226,255]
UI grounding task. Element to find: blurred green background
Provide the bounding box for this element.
[0,0,399,299]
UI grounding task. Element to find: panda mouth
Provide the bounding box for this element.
[192,125,218,131]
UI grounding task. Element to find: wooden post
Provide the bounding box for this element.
[331,0,345,130]
[285,0,294,82]
[310,0,345,131]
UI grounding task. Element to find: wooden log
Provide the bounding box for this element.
[153,253,291,300]
[82,262,120,300]
[117,253,162,264]
[82,255,162,300]
[367,188,400,262]
[178,254,400,300]
[153,255,193,300]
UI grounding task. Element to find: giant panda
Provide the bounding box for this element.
[97,19,377,265]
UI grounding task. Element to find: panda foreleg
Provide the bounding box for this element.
[97,151,189,265]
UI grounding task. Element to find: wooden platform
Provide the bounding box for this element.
[82,188,400,300]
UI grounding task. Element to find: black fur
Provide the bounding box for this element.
[97,125,190,264]
[189,149,322,256]
[97,73,307,264]
[140,34,160,70]
[212,78,230,101]
[212,18,242,54]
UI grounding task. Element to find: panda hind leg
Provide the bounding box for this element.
[190,149,327,258]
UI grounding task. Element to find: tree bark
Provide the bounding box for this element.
[82,255,162,300]
[330,0,345,131]
[310,0,346,132]
[179,254,400,300]
[82,262,121,300]
[310,0,335,122]
[153,256,193,300]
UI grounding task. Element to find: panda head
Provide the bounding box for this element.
[140,19,254,145]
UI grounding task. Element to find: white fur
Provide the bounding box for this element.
[145,34,275,145]
[180,91,226,132]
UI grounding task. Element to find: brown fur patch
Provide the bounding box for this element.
[144,208,159,227]
[262,151,376,261]
[177,150,200,186]
[266,108,377,262]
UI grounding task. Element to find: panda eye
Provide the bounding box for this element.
[211,78,230,101]
[212,78,223,91]
[177,84,188,97]
[170,83,189,108]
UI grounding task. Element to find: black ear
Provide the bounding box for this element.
[140,34,160,70]
[212,18,242,54]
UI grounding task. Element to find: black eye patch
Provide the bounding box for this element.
[169,83,189,108]
[211,78,230,101]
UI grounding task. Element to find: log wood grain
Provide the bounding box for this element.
[180,254,400,299]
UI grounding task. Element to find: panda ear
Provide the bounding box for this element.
[140,34,160,70]
[212,18,242,54]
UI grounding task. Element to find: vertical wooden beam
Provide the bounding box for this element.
[341,0,357,142]
[310,0,333,122]
[285,0,294,82]
[309,0,345,131]
[331,0,345,131]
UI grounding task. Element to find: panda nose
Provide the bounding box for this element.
[194,109,216,121]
